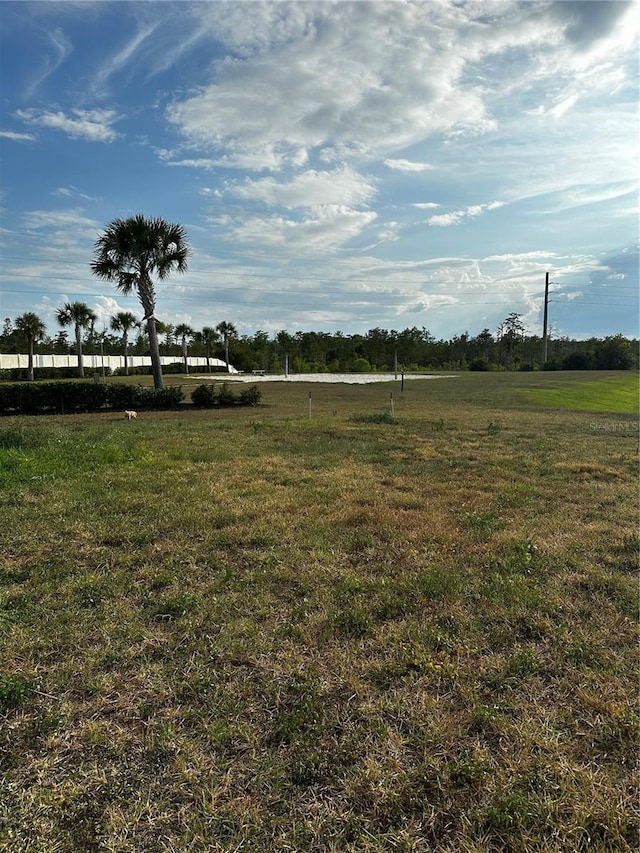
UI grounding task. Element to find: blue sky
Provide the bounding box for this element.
[1,0,638,342]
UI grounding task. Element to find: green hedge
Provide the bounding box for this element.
[0,367,113,382]
[0,382,184,415]
[191,382,261,408]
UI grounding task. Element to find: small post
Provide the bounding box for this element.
[543,271,550,365]
[390,392,394,417]
[394,349,398,380]
[308,391,312,419]
[401,371,404,393]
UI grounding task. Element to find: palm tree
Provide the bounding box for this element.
[174,323,195,374]
[15,312,46,381]
[90,214,190,389]
[216,321,237,373]
[110,311,139,376]
[55,301,97,378]
[196,326,219,371]
[155,321,175,354]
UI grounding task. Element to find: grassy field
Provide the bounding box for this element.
[0,371,638,852]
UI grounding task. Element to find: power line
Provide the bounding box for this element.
[1,254,637,290]
[3,285,589,309]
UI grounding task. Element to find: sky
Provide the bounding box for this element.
[0,0,638,343]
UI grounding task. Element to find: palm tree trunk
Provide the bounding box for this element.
[75,326,85,378]
[147,317,164,389]
[123,333,129,376]
[183,341,189,375]
[139,275,163,389]
[225,339,230,372]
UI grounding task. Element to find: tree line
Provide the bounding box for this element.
[3,311,637,379]
[2,215,638,383]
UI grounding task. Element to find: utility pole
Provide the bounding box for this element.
[542,272,550,365]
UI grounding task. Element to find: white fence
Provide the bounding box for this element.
[0,354,236,372]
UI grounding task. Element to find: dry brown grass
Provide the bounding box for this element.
[0,371,638,851]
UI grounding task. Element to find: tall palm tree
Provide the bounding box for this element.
[216,321,237,373]
[15,312,46,381]
[110,311,139,376]
[196,326,219,371]
[90,214,190,389]
[55,301,97,378]
[174,323,195,374]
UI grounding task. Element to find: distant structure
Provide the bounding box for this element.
[0,354,237,373]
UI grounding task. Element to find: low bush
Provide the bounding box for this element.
[238,385,262,406]
[191,383,261,408]
[0,367,112,382]
[0,381,184,415]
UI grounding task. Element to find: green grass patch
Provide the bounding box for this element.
[522,372,639,414]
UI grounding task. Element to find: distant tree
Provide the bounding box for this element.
[593,334,637,370]
[110,311,139,375]
[196,326,219,370]
[472,328,495,362]
[91,214,190,389]
[156,321,175,353]
[174,323,195,374]
[216,321,237,372]
[52,330,69,354]
[15,312,46,381]
[497,313,525,367]
[55,301,97,378]
[0,318,17,353]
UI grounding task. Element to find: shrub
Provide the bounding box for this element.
[135,386,184,409]
[0,381,184,415]
[562,352,594,370]
[238,385,262,406]
[191,384,218,407]
[105,384,142,409]
[191,383,262,408]
[217,383,236,406]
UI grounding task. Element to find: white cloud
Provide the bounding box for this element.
[226,167,377,209]
[23,209,100,248]
[413,203,440,209]
[222,205,377,252]
[166,2,497,170]
[24,27,73,99]
[428,201,506,227]
[384,159,434,172]
[0,130,36,141]
[91,21,160,95]
[16,108,120,142]
[94,296,139,329]
[53,186,99,202]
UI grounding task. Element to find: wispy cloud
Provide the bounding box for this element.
[15,108,120,142]
[53,186,100,202]
[25,27,72,99]
[428,201,506,227]
[218,205,377,253]
[225,167,377,210]
[90,21,160,95]
[0,130,36,141]
[384,159,434,173]
[23,209,100,247]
